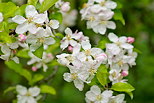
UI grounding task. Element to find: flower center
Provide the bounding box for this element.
[25,92,32,96]
[27,17,33,23]
[85,50,91,56]
[118,60,123,66]
[100,21,107,24]
[100,1,106,6]
[39,38,45,43]
[71,73,77,80]
[89,16,95,21]
[89,68,96,75]
[96,95,102,101]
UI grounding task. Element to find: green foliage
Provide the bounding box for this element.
[0,2,18,19]
[40,85,56,95]
[29,74,44,85]
[15,4,27,16]
[49,12,63,24]
[39,0,58,13]
[114,9,125,25]
[96,65,109,86]
[111,82,135,92]
[33,45,44,58]
[97,37,109,49]
[5,61,32,82]
[3,86,16,95]
[17,49,30,58]
[28,0,38,6]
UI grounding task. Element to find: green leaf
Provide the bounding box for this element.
[3,86,16,95]
[15,4,27,16]
[0,32,12,43]
[97,37,109,49]
[113,9,125,25]
[111,82,135,93]
[33,45,44,58]
[96,65,109,86]
[134,48,142,54]
[49,12,63,24]
[40,85,56,95]
[17,49,30,58]
[28,0,38,6]
[29,74,44,85]
[126,92,134,99]
[39,0,58,12]
[0,2,18,18]
[5,61,32,82]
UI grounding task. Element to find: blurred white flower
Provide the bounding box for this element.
[0,12,3,23]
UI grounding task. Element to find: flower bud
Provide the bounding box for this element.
[47,53,53,58]
[32,66,38,72]
[61,2,70,12]
[68,45,73,52]
[127,37,135,43]
[18,34,27,42]
[96,53,107,61]
[121,70,129,77]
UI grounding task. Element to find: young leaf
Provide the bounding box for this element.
[3,86,16,95]
[40,85,56,95]
[28,0,38,6]
[5,61,32,82]
[39,0,58,12]
[17,49,30,58]
[96,65,109,86]
[49,12,63,24]
[33,45,44,58]
[126,92,134,99]
[97,37,109,49]
[29,74,44,85]
[111,82,135,93]
[113,9,125,25]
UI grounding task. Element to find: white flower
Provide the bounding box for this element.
[26,28,55,51]
[85,85,113,103]
[47,19,59,29]
[94,0,117,9]
[0,12,3,23]
[12,5,47,34]
[108,33,134,50]
[16,85,40,103]
[109,94,125,103]
[63,66,89,91]
[60,28,78,50]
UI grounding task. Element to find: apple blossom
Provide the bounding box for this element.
[0,12,3,23]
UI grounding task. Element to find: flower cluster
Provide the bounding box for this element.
[80,0,117,35]
[86,85,125,103]
[57,28,107,91]
[106,33,137,84]
[16,85,41,103]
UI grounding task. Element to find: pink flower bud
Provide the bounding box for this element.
[61,2,70,12]
[47,53,52,58]
[127,37,135,43]
[96,53,107,61]
[68,45,73,52]
[121,70,129,77]
[18,34,27,42]
[32,66,38,72]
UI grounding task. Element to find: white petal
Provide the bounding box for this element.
[12,15,26,24]
[30,43,41,51]
[15,22,28,34]
[1,45,11,54]
[26,34,37,44]
[50,20,59,29]
[0,12,3,22]
[74,79,84,91]
[26,5,38,18]
[108,33,118,42]
[69,40,77,47]
[91,85,101,95]
[90,48,102,56]
[63,73,73,82]
[27,97,37,103]
[27,23,38,34]
[105,1,117,9]
[60,39,69,50]
[16,85,27,95]
[28,87,40,97]
[9,42,19,49]
[107,21,116,29]
[65,28,72,35]
[119,37,127,43]
[86,91,96,101]
[33,14,46,24]
[81,40,91,50]
[44,37,55,45]
[102,90,113,98]
[121,43,133,49]
[98,25,106,35]
[11,57,19,64]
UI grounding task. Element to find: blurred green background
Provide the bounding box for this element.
[0,0,154,103]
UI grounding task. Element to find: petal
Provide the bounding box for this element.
[1,44,11,54]
[102,90,113,98]
[86,91,96,101]
[44,37,55,45]
[105,1,117,9]
[108,33,118,42]
[63,73,73,82]
[91,85,101,95]
[9,42,19,49]
[11,57,19,64]
[60,40,69,50]
[107,21,116,29]
[12,15,26,24]
[65,28,72,35]
[26,34,37,44]
[27,23,38,34]
[90,48,102,56]
[33,14,46,24]
[0,12,3,22]
[27,97,37,103]
[119,37,127,43]
[26,5,38,18]
[49,20,59,29]
[98,25,106,35]
[16,85,27,95]
[74,79,84,91]
[15,22,28,34]
[81,40,91,50]
[30,43,41,51]
[121,43,133,49]
[28,87,40,97]
[70,40,77,47]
